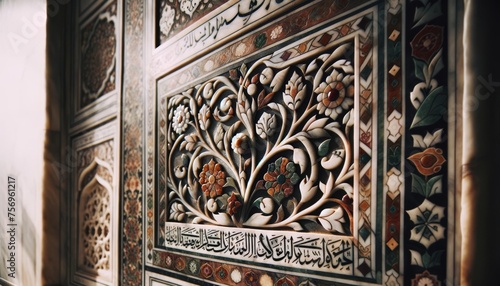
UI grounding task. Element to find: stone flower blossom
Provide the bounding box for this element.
[198,104,211,130]
[231,133,250,154]
[408,147,445,176]
[315,69,354,120]
[172,104,191,134]
[261,157,300,203]
[199,159,226,198]
[227,192,241,216]
[283,71,307,110]
[410,25,443,63]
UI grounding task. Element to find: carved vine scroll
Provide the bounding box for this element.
[156,9,376,279]
[161,43,358,233]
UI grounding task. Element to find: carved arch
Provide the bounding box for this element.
[77,158,114,280]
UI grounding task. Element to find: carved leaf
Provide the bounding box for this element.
[293,148,308,172]
[411,173,426,196]
[192,156,202,178]
[189,98,197,117]
[257,91,276,110]
[318,207,345,233]
[306,59,319,75]
[244,158,251,169]
[245,213,272,226]
[342,109,354,127]
[240,63,248,77]
[429,49,444,78]
[332,59,354,74]
[260,197,274,214]
[251,73,259,84]
[192,217,204,224]
[286,197,297,214]
[168,191,176,201]
[321,149,345,170]
[213,213,232,226]
[275,205,285,223]
[287,222,304,231]
[304,117,329,131]
[313,67,324,90]
[335,183,353,197]
[299,180,317,204]
[223,177,237,189]
[270,67,289,92]
[214,124,225,149]
[426,175,443,197]
[409,249,424,266]
[259,67,274,84]
[318,139,331,157]
[319,173,335,195]
[224,122,241,153]
[188,181,199,199]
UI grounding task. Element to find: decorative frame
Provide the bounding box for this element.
[147,2,386,284]
[72,0,121,133]
[70,120,120,286]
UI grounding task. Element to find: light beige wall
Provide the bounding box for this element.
[0,0,46,285]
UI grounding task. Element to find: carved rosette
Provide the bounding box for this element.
[161,43,358,234]
[80,1,117,108]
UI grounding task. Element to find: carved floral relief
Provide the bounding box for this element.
[155,7,377,278]
[161,43,358,234]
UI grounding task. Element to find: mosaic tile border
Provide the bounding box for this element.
[121,0,145,285]
[383,0,403,285]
